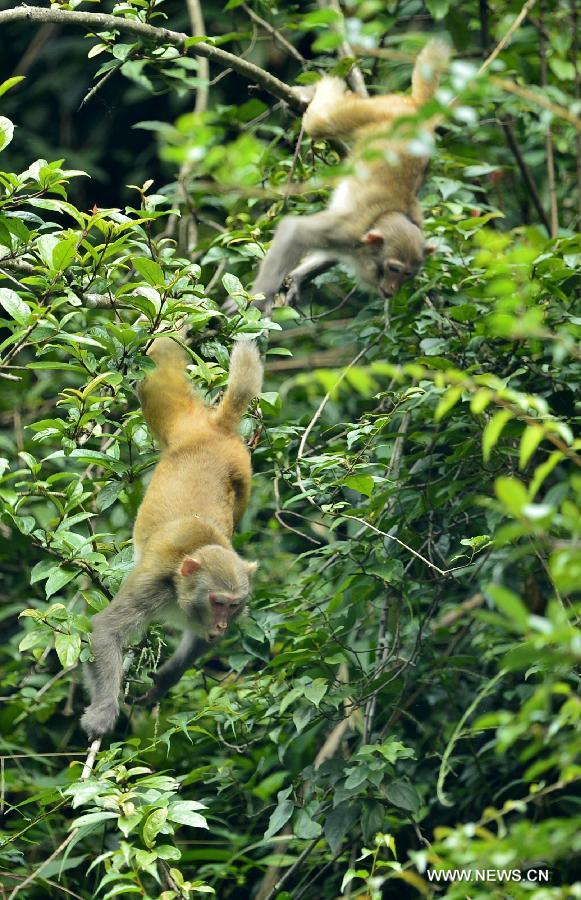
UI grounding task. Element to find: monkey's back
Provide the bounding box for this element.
[133,418,252,562]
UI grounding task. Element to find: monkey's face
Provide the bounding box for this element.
[355,214,427,298]
[175,545,258,642]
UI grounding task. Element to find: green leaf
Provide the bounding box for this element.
[482,410,512,462]
[54,632,81,668]
[52,236,78,272]
[486,584,529,629]
[133,256,165,286]
[0,76,24,98]
[0,116,14,152]
[71,811,118,830]
[519,424,544,469]
[324,802,358,855]
[303,679,327,707]
[45,567,78,598]
[293,809,322,839]
[167,802,209,830]
[425,0,450,20]
[495,476,528,517]
[435,386,462,421]
[0,288,31,325]
[343,474,374,497]
[222,273,245,296]
[385,781,422,813]
[142,807,168,849]
[529,451,563,499]
[96,481,124,512]
[549,549,581,595]
[264,800,294,840]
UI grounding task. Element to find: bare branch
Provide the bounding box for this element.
[500,118,551,233]
[0,5,304,112]
[185,0,209,114]
[477,0,537,76]
[242,3,306,64]
[318,0,368,96]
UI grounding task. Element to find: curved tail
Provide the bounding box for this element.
[214,342,263,432]
[411,39,450,106]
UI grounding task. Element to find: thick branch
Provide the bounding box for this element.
[0,5,304,112]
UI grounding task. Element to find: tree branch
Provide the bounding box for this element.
[0,5,304,112]
[185,0,209,114]
[500,118,551,233]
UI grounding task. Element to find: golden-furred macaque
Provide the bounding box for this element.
[81,337,263,737]
[251,39,450,313]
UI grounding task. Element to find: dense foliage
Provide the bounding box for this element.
[0,1,579,898]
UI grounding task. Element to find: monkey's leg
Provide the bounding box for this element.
[304,79,407,139]
[253,213,351,313]
[142,631,207,704]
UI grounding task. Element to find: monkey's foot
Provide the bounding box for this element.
[81,701,119,737]
[284,278,302,308]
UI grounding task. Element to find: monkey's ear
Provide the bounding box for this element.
[180,557,201,576]
[245,561,259,576]
[362,229,385,246]
[424,242,437,256]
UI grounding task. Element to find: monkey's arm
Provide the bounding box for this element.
[253,212,354,313]
[285,252,337,308]
[81,568,173,737]
[141,631,208,704]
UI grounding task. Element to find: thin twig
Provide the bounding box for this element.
[261,837,320,900]
[431,593,484,630]
[500,118,551,233]
[491,76,581,130]
[539,0,559,236]
[477,0,538,76]
[346,516,474,578]
[295,344,371,504]
[242,3,305,64]
[7,832,76,900]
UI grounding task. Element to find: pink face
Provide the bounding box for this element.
[207,592,244,642]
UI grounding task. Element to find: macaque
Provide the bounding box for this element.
[251,39,450,313]
[81,337,263,737]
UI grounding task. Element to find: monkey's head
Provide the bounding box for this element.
[355,212,430,298]
[174,544,258,642]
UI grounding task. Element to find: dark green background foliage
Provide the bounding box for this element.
[0,0,579,898]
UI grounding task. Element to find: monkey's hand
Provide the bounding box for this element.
[135,685,162,708]
[81,701,119,738]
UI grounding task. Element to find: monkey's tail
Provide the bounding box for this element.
[214,342,263,431]
[411,39,450,106]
